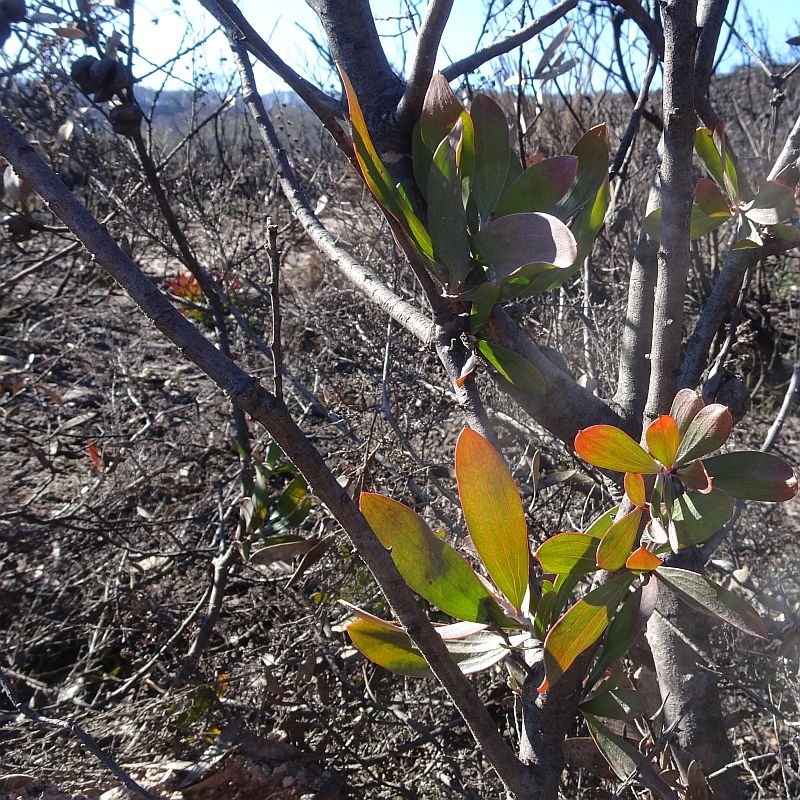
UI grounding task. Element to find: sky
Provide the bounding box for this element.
[128,0,800,95]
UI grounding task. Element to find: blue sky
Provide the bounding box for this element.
[131,0,800,94]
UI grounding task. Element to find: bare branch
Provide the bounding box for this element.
[613,0,665,58]
[644,2,698,420]
[441,0,579,82]
[229,46,436,346]
[196,1,345,131]
[0,111,528,798]
[395,0,455,135]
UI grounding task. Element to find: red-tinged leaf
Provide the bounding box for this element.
[646,415,681,467]
[702,451,799,501]
[676,458,713,492]
[475,338,545,395]
[455,428,530,611]
[674,404,733,464]
[574,425,660,474]
[494,155,579,217]
[536,532,600,575]
[428,134,471,289]
[360,493,510,624]
[625,547,663,572]
[589,579,658,684]
[624,472,646,507]
[339,67,433,260]
[87,439,102,470]
[695,176,733,216]
[540,572,634,692]
[741,180,796,226]
[596,508,643,571]
[346,617,431,677]
[470,94,511,224]
[419,72,464,152]
[583,714,679,799]
[670,389,705,435]
[670,489,735,549]
[655,566,768,638]
[472,212,577,279]
[557,124,610,222]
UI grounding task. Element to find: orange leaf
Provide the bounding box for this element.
[625,547,663,572]
[645,415,680,467]
[575,425,660,474]
[623,472,646,507]
[87,439,102,471]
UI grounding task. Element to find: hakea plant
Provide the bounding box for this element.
[345,391,797,713]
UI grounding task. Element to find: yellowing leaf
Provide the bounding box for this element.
[645,415,680,467]
[596,508,643,571]
[574,425,660,474]
[360,492,510,624]
[455,428,530,611]
[623,472,646,507]
[540,573,634,692]
[536,532,600,575]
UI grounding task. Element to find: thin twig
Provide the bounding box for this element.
[0,671,156,800]
[267,221,284,403]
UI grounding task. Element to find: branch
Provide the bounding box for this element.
[644,2,698,419]
[229,47,436,346]
[441,0,579,82]
[484,309,628,443]
[195,0,346,137]
[613,0,665,59]
[0,111,527,800]
[395,0,455,136]
[0,671,156,800]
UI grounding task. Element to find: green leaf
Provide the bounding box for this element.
[260,476,311,535]
[596,508,643,571]
[455,427,530,611]
[557,124,609,222]
[360,492,509,624]
[470,94,511,225]
[645,415,681,468]
[536,532,600,575]
[695,127,727,194]
[347,616,432,677]
[585,506,618,538]
[476,338,546,395]
[656,567,768,638]
[669,489,735,549]
[574,425,660,474]
[496,261,562,301]
[339,67,434,261]
[670,389,705,435]
[472,212,577,279]
[584,714,678,797]
[571,172,609,261]
[468,281,500,333]
[540,572,634,691]
[741,180,796,226]
[674,404,733,464]
[580,687,647,720]
[590,580,658,684]
[494,155,579,217]
[428,133,471,289]
[702,451,799,501]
